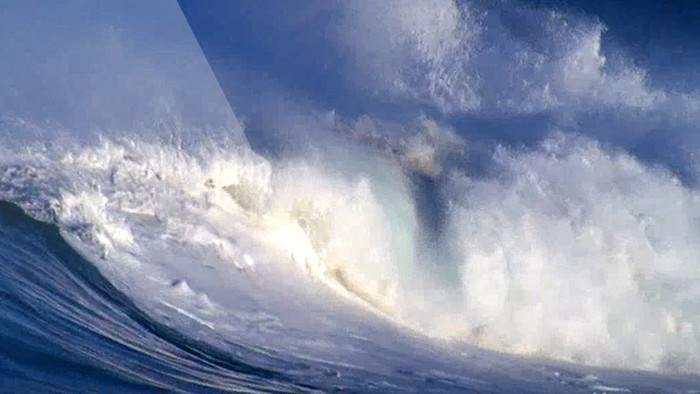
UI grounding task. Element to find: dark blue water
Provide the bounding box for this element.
[0,201,300,393]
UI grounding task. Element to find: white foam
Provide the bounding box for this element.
[432,134,700,372]
[19,137,416,338]
[333,0,675,116]
[9,129,700,373]
[338,0,480,112]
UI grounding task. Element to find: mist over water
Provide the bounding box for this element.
[2,0,700,391]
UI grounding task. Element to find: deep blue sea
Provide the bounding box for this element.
[2,1,700,392]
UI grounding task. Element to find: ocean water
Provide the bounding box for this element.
[1,1,700,392]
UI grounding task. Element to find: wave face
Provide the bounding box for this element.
[2,0,700,392]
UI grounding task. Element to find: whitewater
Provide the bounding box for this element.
[1,0,700,392]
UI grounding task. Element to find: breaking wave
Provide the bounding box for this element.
[3,0,700,391]
[2,124,700,374]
